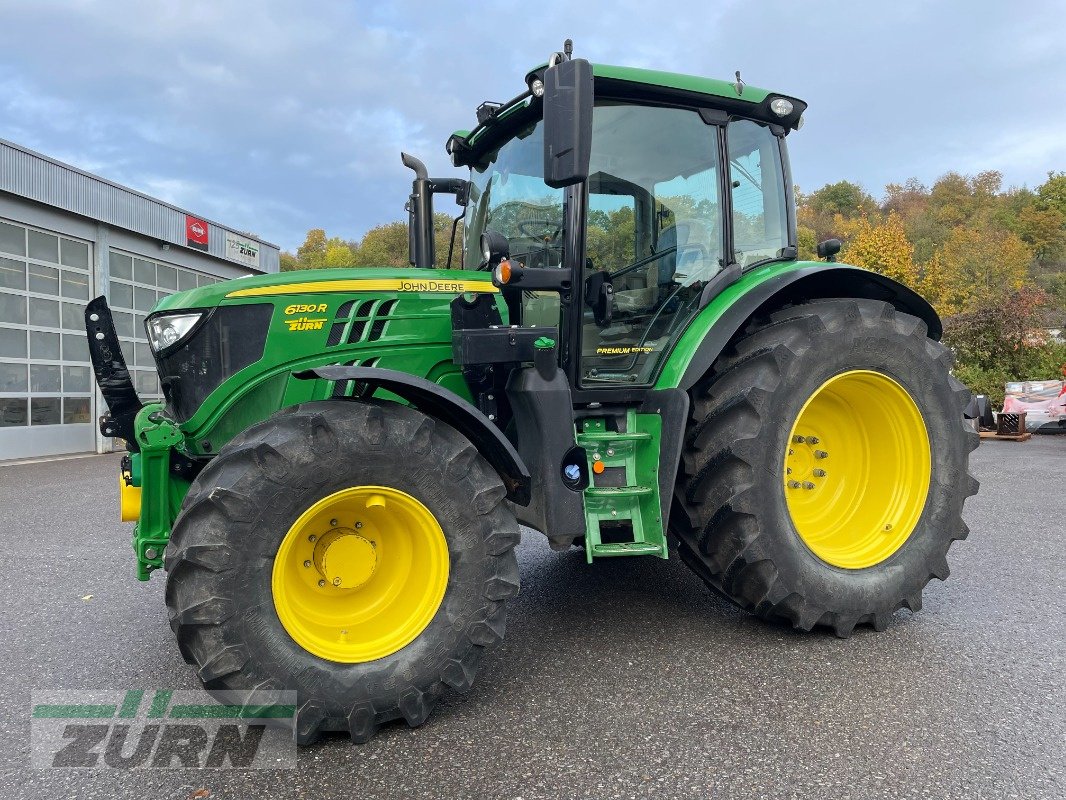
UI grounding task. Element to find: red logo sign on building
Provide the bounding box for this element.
[186,215,209,251]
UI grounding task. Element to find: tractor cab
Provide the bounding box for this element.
[422,54,804,399]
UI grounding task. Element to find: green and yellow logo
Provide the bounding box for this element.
[285,316,328,332]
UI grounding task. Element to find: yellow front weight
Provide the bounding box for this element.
[272,486,449,663]
[119,473,142,522]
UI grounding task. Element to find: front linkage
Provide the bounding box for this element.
[87,298,193,580]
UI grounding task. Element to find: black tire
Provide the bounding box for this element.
[163,400,521,743]
[674,299,979,637]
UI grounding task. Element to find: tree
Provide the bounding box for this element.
[279,251,300,272]
[943,287,1066,405]
[1016,204,1066,263]
[839,212,918,288]
[805,181,876,217]
[296,229,328,268]
[797,225,817,260]
[1036,171,1066,216]
[323,237,357,267]
[353,222,409,267]
[930,226,1032,316]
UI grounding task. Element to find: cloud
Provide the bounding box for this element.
[0,0,1063,251]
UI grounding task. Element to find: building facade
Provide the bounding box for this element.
[0,139,280,460]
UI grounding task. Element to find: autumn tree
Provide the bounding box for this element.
[805,181,876,218]
[352,222,409,267]
[944,287,1066,404]
[929,226,1032,316]
[839,212,918,288]
[1036,171,1066,216]
[279,251,300,272]
[296,228,328,268]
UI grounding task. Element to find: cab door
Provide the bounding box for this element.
[575,101,725,390]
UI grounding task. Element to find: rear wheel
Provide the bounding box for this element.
[164,400,520,743]
[675,299,979,636]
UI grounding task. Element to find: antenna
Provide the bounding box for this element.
[734,70,745,96]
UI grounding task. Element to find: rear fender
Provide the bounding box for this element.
[658,264,941,392]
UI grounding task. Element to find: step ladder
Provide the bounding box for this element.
[575,410,667,563]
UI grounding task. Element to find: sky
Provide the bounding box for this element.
[1,1,1063,252]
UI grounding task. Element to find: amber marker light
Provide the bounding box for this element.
[493,259,512,285]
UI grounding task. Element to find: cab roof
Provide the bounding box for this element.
[448,61,805,163]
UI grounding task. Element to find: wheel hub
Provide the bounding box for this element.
[314,529,377,589]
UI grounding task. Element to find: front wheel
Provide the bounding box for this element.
[164,400,521,743]
[675,299,979,637]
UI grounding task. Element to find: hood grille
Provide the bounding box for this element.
[326,299,397,348]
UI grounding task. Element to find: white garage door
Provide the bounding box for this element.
[0,218,96,460]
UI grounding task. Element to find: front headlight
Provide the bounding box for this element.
[146,312,204,353]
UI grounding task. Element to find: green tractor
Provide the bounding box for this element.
[86,45,978,743]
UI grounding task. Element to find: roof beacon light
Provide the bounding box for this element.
[770,97,794,117]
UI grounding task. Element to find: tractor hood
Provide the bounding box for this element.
[143,266,503,434]
[152,267,498,313]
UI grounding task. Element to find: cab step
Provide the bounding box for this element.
[575,431,652,444]
[579,410,667,563]
[584,485,654,498]
[590,541,664,557]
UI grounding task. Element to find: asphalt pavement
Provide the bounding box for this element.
[0,437,1063,800]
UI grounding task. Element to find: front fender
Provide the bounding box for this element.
[656,261,941,392]
[294,366,531,505]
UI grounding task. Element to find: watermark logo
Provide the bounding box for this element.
[31,690,296,769]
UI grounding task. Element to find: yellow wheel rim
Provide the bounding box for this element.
[272,486,449,663]
[784,370,931,569]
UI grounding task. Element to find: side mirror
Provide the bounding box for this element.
[542,58,593,189]
[816,238,842,262]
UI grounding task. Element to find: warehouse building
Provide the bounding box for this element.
[0,139,280,460]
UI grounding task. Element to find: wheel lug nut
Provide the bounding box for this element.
[329,519,338,527]
[807,436,820,445]
[813,469,826,477]
[355,522,363,529]
[332,577,342,586]
[317,579,325,587]
[303,560,311,568]
[792,435,805,444]
[308,534,316,542]
[787,480,801,489]
[814,450,828,459]
[803,481,815,490]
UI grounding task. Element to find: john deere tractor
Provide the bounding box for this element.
[86,45,978,743]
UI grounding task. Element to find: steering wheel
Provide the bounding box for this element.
[517,220,562,242]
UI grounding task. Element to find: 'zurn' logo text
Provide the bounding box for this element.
[30,690,296,769]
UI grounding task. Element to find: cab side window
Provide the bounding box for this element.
[727,120,789,267]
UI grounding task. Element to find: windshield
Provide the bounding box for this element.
[463,120,565,270]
